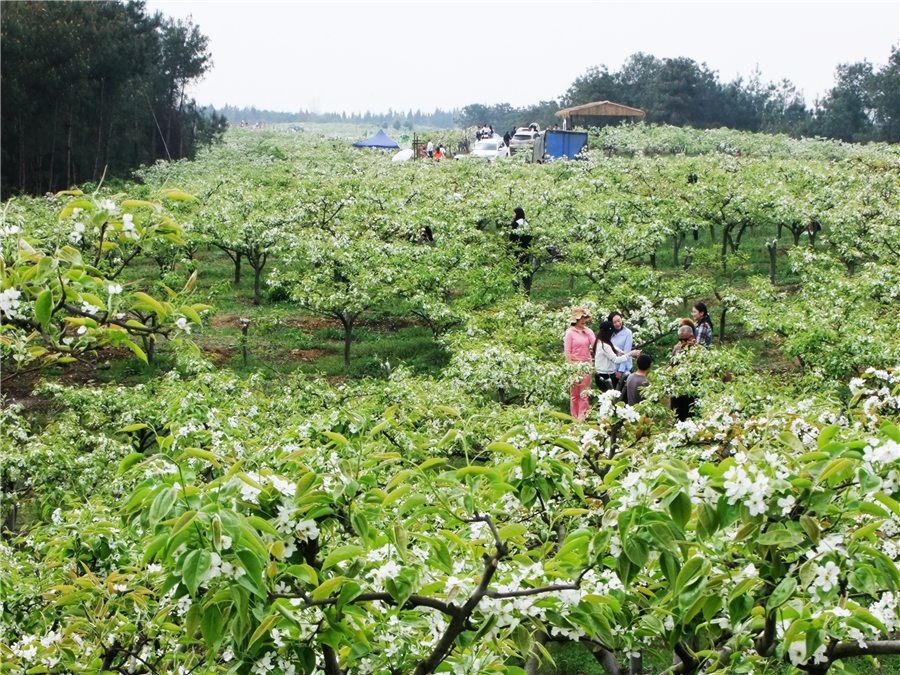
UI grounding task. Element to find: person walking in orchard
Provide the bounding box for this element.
[693,302,714,348]
[564,308,595,420]
[608,311,634,384]
[507,207,534,293]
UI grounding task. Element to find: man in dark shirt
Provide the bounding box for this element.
[626,354,652,405]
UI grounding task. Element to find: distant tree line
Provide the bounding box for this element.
[214,104,460,130]
[1,1,226,198]
[455,49,900,144]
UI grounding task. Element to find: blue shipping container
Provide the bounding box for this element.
[533,130,588,161]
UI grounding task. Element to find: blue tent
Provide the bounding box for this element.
[353,129,400,149]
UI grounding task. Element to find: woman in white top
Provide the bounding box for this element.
[594,320,641,391]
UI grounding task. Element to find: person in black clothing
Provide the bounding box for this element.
[507,207,533,293]
[503,131,511,147]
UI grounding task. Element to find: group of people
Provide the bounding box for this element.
[424,140,447,159]
[564,303,714,421]
[476,125,495,140]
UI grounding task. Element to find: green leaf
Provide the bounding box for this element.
[295,472,317,498]
[669,491,692,529]
[766,577,797,612]
[875,492,900,520]
[623,535,649,569]
[455,466,501,481]
[161,188,197,201]
[498,524,528,541]
[851,520,884,541]
[201,604,224,649]
[818,458,852,483]
[321,431,348,446]
[132,292,165,316]
[383,484,412,506]
[310,576,346,600]
[418,458,447,472]
[882,422,900,443]
[118,423,148,433]
[756,528,801,547]
[245,516,279,537]
[487,441,522,457]
[729,593,754,625]
[818,424,840,450]
[859,500,890,518]
[169,510,198,539]
[183,550,212,596]
[149,487,177,525]
[180,306,202,324]
[117,452,145,476]
[697,502,718,536]
[249,613,279,647]
[351,511,368,544]
[336,581,362,611]
[123,340,148,364]
[800,515,821,544]
[322,545,364,570]
[675,557,708,595]
[34,289,53,327]
[779,431,806,454]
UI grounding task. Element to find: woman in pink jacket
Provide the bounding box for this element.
[564,308,596,420]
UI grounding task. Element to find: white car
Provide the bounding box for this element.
[468,137,510,161]
[509,128,540,153]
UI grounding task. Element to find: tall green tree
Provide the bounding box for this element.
[0,1,225,198]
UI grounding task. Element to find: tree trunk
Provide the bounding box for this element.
[719,307,727,344]
[793,229,802,247]
[342,313,354,369]
[66,112,73,189]
[93,77,105,182]
[19,112,26,192]
[673,233,683,266]
[241,319,251,367]
[720,228,729,271]
[649,252,657,269]
[49,99,59,193]
[767,241,777,284]
[777,222,783,239]
[630,652,643,675]
[141,334,156,365]
[524,632,548,675]
[253,265,262,305]
[234,252,242,284]
[3,479,21,533]
[589,645,622,675]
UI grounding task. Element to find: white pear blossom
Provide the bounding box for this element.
[0,287,22,318]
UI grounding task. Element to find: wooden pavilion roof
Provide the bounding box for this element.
[555,101,646,119]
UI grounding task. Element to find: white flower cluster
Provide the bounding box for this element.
[0,287,22,318]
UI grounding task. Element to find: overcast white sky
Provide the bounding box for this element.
[146,1,899,114]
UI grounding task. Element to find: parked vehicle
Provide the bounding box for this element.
[465,137,510,161]
[509,127,540,153]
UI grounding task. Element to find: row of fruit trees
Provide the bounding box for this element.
[1,124,900,675]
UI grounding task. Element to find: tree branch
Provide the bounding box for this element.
[269,591,462,619]
[486,583,580,599]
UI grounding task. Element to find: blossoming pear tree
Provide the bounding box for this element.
[0,190,208,374]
